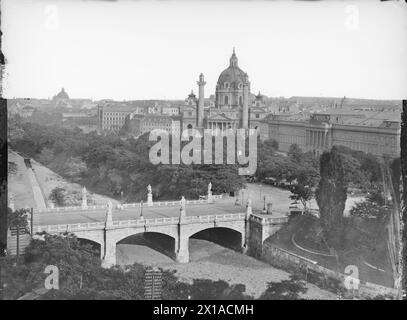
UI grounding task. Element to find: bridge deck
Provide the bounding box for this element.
[34,199,287,227]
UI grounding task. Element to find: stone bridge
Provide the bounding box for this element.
[34,204,287,266]
[32,188,288,266]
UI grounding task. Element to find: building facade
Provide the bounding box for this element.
[183,49,251,133]
[265,111,400,158]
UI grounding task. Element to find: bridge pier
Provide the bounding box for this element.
[175,238,189,263]
[102,231,116,268]
[175,225,189,263]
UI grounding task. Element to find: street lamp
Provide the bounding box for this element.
[262,196,267,214]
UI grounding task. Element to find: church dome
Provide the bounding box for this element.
[217,49,247,90]
[56,88,69,100]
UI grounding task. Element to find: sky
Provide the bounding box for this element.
[2,0,407,101]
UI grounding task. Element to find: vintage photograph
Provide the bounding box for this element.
[0,0,406,302]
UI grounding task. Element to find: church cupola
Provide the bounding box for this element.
[229,48,238,67]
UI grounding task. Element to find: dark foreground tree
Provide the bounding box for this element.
[315,147,348,252]
[290,167,319,212]
[259,276,307,300]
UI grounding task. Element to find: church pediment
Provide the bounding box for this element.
[207,113,234,121]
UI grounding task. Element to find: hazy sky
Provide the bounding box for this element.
[2,0,407,100]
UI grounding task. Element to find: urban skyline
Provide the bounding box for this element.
[2,0,407,100]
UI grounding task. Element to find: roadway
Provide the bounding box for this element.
[33,192,288,227]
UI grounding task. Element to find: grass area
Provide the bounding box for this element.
[268,214,394,288]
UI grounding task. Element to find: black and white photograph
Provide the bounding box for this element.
[0,0,406,304]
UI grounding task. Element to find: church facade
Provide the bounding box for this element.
[181,49,254,133]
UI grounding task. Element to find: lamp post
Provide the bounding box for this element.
[262,196,267,214]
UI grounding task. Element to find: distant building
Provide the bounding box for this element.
[52,88,70,107]
[97,104,143,131]
[265,110,400,158]
[125,113,181,136]
[20,105,36,118]
[181,49,252,133]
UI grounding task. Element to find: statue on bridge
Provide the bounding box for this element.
[246,197,252,217]
[180,196,186,217]
[207,182,213,204]
[106,200,113,226]
[147,184,153,206]
[81,186,88,209]
[8,192,15,212]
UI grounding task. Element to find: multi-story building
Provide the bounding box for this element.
[265,110,400,158]
[97,104,144,131]
[125,113,181,136]
[183,49,252,133]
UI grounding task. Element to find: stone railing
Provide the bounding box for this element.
[250,213,288,225]
[34,205,107,214]
[33,195,225,214]
[122,198,210,209]
[34,221,106,233]
[182,213,246,223]
[34,212,246,233]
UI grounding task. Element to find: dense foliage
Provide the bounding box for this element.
[316,147,348,251]
[9,122,246,201]
[1,234,306,300]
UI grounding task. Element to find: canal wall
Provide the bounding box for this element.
[262,242,398,299]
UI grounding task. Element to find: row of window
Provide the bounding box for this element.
[221,95,243,106]
[223,82,243,89]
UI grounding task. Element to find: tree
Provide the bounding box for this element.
[290,167,319,212]
[288,144,303,163]
[315,147,348,251]
[7,208,29,230]
[49,187,67,207]
[259,276,307,300]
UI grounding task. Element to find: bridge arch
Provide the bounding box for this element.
[187,226,244,253]
[76,237,102,258]
[184,223,244,241]
[110,226,178,246]
[115,231,177,265]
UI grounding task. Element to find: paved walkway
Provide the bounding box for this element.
[25,162,47,211]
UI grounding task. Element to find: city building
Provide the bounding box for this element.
[125,113,181,136]
[265,110,400,158]
[183,49,252,133]
[97,104,138,131]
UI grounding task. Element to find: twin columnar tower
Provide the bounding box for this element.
[195,49,250,130]
[197,73,206,129]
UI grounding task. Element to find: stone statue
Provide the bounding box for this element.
[147,185,153,206]
[246,197,252,216]
[9,193,15,211]
[106,200,113,222]
[82,187,87,209]
[207,182,213,204]
[180,196,186,216]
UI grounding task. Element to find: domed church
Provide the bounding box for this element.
[182,49,252,132]
[215,48,249,109]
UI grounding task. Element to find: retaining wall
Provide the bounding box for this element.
[262,242,398,299]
